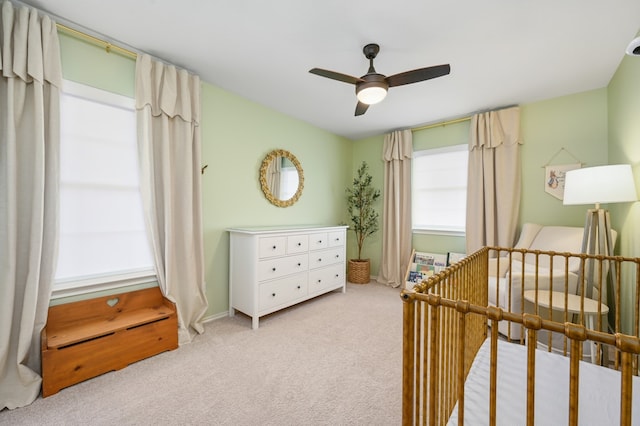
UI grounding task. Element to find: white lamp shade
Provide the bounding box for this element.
[563,164,638,206]
[356,86,387,105]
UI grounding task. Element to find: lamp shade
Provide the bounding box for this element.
[563,164,638,206]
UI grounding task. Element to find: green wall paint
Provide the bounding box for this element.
[59,33,135,96]
[200,83,351,316]
[56,33,352,318]
[351,92,608,272]
[55,24,638,328]
[520,89,608,228]
[607,41,640,333]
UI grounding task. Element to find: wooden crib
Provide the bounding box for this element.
[401,246,640,425]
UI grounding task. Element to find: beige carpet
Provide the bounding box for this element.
[1,282,404,426]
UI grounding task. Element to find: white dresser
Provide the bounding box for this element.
[228,225,348,329]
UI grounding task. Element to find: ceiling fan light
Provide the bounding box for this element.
[356,85,387,105]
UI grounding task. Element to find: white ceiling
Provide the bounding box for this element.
[20,0,640,140]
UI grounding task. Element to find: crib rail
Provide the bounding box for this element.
[401,246,640,426]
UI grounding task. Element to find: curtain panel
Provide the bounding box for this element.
[466,106,522,254]
[135,54,208,344]
[378,129,413,288]
[0,0,62,409]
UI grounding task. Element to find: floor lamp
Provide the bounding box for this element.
[563,164,638,333]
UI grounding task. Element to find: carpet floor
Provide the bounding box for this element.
[1,282,404,426]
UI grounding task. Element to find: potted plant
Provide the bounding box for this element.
[346,161,381,284]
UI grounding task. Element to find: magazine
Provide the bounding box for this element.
[406,251,447,285]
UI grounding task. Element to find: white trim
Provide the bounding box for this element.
[51,269,157,299]
[413,143,467,158]
[62,79,134,110]
[202,311,230,323]
[413,228,466,237]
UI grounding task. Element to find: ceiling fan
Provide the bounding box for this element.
[309,43,450,116]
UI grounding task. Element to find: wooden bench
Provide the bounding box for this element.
[41,287,178,397]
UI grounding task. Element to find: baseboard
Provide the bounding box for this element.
[202,311,229,323]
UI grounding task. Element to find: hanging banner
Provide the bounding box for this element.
[544,163,581,200]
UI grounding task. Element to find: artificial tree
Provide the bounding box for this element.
[346,161,381,283]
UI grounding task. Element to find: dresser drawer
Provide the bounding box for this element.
[309,247,344,270]
[259,274,308,312]
[287,234,308,254]
[328,231,345,247]
[308,263,344,294]
[258,253,308,281]
[258,236,287,258]
[308,233,328,251]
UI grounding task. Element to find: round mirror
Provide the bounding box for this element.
[259,149,304,207]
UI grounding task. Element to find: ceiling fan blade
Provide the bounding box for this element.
[386,64,450,88]
[309,68,362,85]
[355,101,369,116]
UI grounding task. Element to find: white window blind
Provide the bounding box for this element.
[412,144,468,234]
[55,80,155,294]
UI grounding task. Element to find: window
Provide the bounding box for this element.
[54,80,155,297]
[412,144,468,235]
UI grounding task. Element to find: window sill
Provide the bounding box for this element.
[51,269,157,300]
[413,228,466,237]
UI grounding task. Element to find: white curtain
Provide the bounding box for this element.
[135,54,208,344]
[466,106,522,254]
[0,1,62,409]
[378,130,413,288]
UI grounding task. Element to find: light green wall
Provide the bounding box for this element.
[57,26,637,327]
[607,41,640,333]
[200,83,351,316]
[520,89,609,227]
[351,91,608,274]
[59,34,135,96]
[56,33,352,318]
[349,135,384,273]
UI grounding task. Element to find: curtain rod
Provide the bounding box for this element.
[411,116,471,132]
[56,23,137,60]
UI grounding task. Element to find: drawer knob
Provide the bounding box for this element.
[318,258,322,262]
[272,293,276,297]
[335,274,339,278]
[297,285,301,289]
[335,255,339,258]
[297,242,302,246]
[272,245,276,249]
[297,262,301,266]
[317,279,322,283]
[272,267,276,272]
[319,240,322,243]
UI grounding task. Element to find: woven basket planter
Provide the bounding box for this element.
[348,259,370,284]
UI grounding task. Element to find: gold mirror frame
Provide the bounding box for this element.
[259,149,304,207]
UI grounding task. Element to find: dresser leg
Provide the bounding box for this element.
[252,316,259,330]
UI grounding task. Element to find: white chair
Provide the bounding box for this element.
[488,223,616,341]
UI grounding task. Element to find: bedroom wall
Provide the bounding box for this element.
[200,85,351,317]
[351,89,608,279]
[56,34,353,320]
[607,40,640,333]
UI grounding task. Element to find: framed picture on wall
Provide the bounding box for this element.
[544,163,581,200]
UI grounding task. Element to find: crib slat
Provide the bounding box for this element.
[428,303,440,426]
[526,328,537,426]
[401,293,416,425]
[568,337,582,426]
[456,311,466,426]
